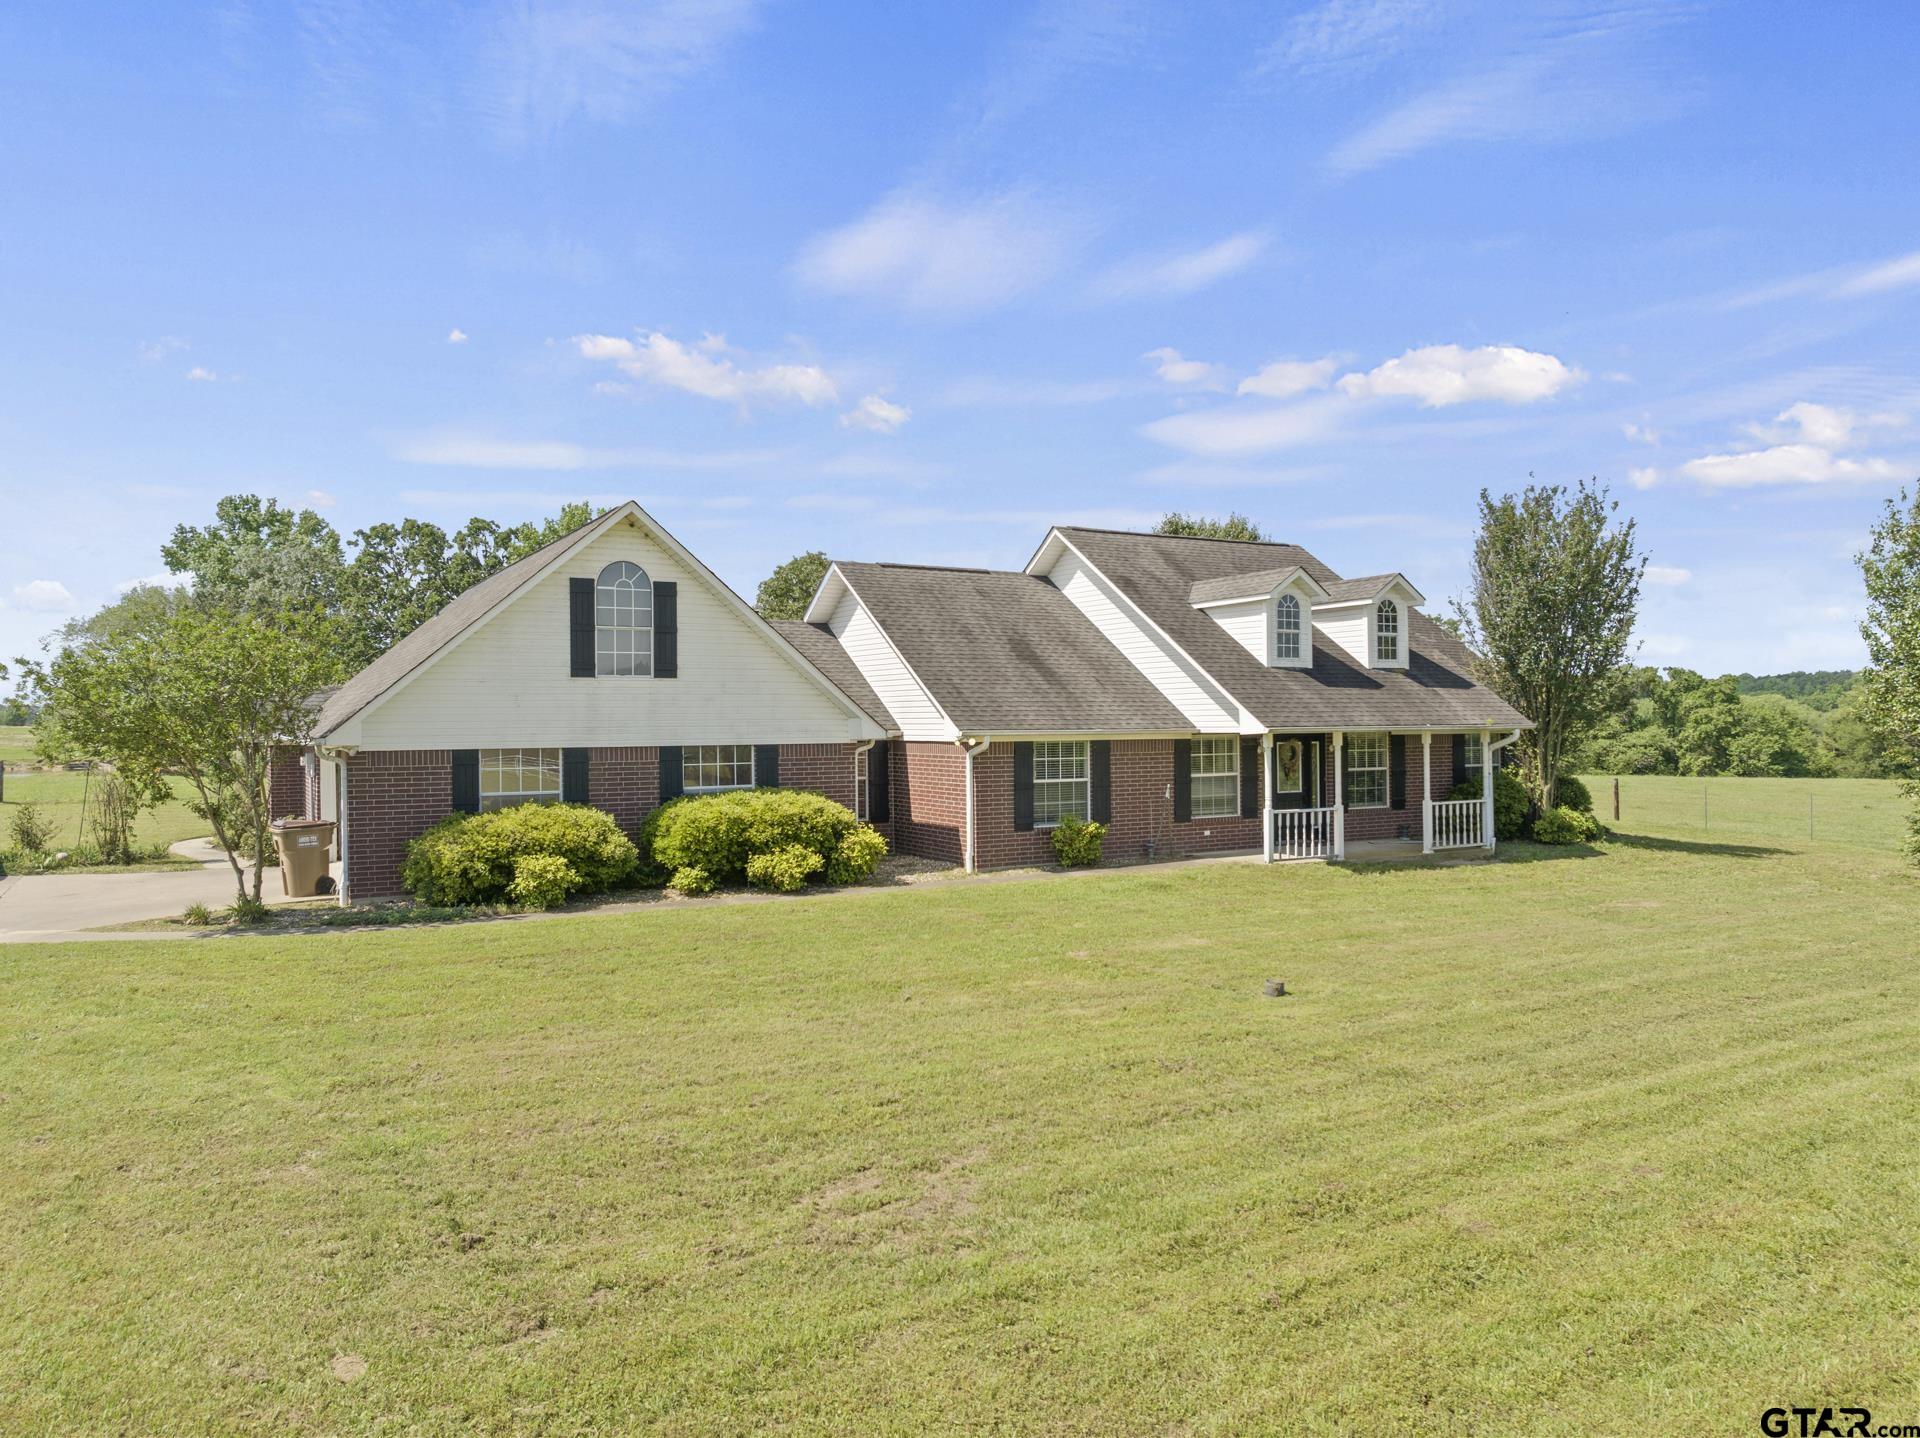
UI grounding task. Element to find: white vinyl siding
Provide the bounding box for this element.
[1314,607,1370,667]
[1190,736,1238,818]
[352,525,868,748]
[1205,596,1269,665]
[1033,741,1090,827]
[1347,732,1389,808]
[683,744,753,793]
[829,589,957,741]
[480,748,562,811]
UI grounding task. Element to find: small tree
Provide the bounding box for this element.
[1155,512,1266,541]
[756,551,830,621]
[19,605,343,903]
[1859,486,1920,860]
[1455,479,1643,810]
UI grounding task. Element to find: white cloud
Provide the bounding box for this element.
[115,571,188,595]
[447,328,469,344]
[306,489,337,509]
[10,579,75,613]
[574,330,836,407]
[1263,0,1442,76]
[1141,395,1350,457]
[1623,420,1661,445]
[186,366,220,382]
[934,375,1137,408]
[794,189,1083,315]
[1143,347,1228,389]
[1644,564,1691,587]
[1628,466,1660,491]
[1336,344,1581,407]
[1831,250,1920,298]
[391,430,782,471]
[1680,443,1897,489]
[1092,232,1268,300]
[1757,401,1857,449]
[138,336,188,365]
[1238,356,1338,400]
[838,395,911,433]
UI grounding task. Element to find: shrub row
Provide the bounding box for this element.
[640,788,887,894]
[401,803,639,907]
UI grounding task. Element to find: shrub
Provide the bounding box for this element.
[746,842,824,893]
[89,774,140,865]
[1533,805,1602,845]
[508,853,577,910]
[182,902,215,926]
[1554,773,1594,813]
[228,895,271,924]
[402,802,639,906]
[642,789,868,887]
[667,865,716,896]
[1448,768,1530,840]
[826,825,888,884]
[1051,814,1107,868]
[9,802,53,855]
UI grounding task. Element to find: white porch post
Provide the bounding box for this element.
[1481,727,1495,851]
[1421,731,1433,854]
[1261,732,1275,863]
[1330,729,1345,860]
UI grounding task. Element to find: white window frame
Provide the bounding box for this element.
[1032,740,1090,828]
[1274,592,1302,663]
[683,744,754,794]
[596,560,653,678]
[1347,732,1389,809]
[1190,736,1239,818]
[479,747,563,812]
[854,746,869,821]
[1375,599,1399,664]
[1461,732,1484,780]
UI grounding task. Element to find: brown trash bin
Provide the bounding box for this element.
[271,818,337,897]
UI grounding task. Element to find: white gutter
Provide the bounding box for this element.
[959,736,992,873]
[1489,728,1523,756]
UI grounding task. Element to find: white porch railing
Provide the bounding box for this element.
[1428,797,1483,851]
[1272,805,1339,860]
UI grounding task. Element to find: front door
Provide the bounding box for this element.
[1271,734,1325,810]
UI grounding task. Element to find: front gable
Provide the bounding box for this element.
[342,510,881,749]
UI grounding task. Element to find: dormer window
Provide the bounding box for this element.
[1376,599,1399,664]
[1275,593,1302,662]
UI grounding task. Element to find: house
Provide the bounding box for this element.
[272,501,1530,901]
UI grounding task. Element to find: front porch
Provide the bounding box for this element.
[1258,727,1504,863]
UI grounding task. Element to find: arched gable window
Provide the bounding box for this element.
[596,561,653,676]
[1375,598,1399,663]
[1275,592,1302,662]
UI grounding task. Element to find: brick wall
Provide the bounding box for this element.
[342,749,453,899]
[267,745,310,822]
[1332,733,1460,843]
[890,740,965,863]
[588,746,660,836]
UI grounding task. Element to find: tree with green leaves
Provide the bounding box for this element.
[18,604,346,904]
[1858,486,1920,860]
[1154,512,1266,541]
[755,551,830,620]
[1455,478,1643,810]
[162,494,347,619]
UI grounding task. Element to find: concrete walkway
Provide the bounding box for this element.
[0,839,339,944]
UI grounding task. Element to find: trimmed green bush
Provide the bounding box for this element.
[1533,805,1602,845]
[826,825,888,884]
[641,788,885,888]
[1448,768,1530,841]
[402,802,639,906]
[1554,774,1594,813]
[667,865,716,896]
[508,853,577,910]
[746,842,824,893]
[1050,814,1107,868]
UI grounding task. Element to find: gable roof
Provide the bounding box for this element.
[771,621,898,731]
[1318,572,1424,604]
[1044,528,1530,732]
[1188,565,1327,607]
[833,561,1190,734]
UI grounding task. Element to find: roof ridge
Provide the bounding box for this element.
[1057,524,1302,548]
[840,559,1027,576]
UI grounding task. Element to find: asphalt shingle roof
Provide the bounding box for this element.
[1052,528,1530,732]
[834,561,1190,733]
[771,620,898,730]
[1187,565,1313,606]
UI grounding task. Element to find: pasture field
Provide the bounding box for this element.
[0,768,211,856]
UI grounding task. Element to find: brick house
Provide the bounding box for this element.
[278,502,1529,900]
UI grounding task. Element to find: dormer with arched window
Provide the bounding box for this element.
[1188,565,1326,669]
[1308,573,1423,670]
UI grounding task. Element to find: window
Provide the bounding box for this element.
[1032,740,1090,827]
[1275,593,1302,662]
[480,748,562,812]
[683,744,754,793]
[855,746,869,820]
[1191,737,1239,817]
[1346,732,1388,808]
[596,561,653,676]
[1461,732,1484,779]
[1375,599,1399,663]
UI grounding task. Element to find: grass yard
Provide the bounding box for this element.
[1585,772,1912,852]
[4,788,1920,1433]
[0,724,37,768]
[0,768,212,856]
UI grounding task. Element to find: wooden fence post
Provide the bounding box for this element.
[1612,776,1619,822]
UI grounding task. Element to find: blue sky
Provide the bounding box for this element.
[3,0,1918,678]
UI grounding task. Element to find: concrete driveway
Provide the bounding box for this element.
[0,839,338,944]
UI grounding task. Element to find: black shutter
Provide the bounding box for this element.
[654,581,678,678]
[1171,739,1192,823]
[452,749,480,814]
[658,746,683,803]
[869,743,890,823]
[1089,741,1111,823]
[1012,742,1035,832]
[754,744,779,788]
[569,577,595,678]
[562,748,589,804]
[1452,733,1467,783]
[1240,736,1260,818]
[1390,735,1407,810]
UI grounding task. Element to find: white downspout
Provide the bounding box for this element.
[319,744,354,905]
[1261,733,1275,863]
[960,736,992,873]
[1421,731,1433,855]
[1330,729,1346,860]
[1485,727,1522,853]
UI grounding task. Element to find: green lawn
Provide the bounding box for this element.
[4,789,1920,1433]
[0,768,212,854]
[0,724,37,769]
[1584,772,1911,851]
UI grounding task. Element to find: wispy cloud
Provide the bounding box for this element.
[391,429,783,470]
[839,395,911,433]
[967,0,1156,137]
[1728,248,1920,308]
[138,336,189,365]
[9,579,75,613]
[1238,356,1338,400]
[932,375,1139,408]
[186,366,222,382]
[574,331,837,407]
[1644,564,1692,586]
[1261,0,1443,78]
[447,328,469,344]
[1143,347,1229,389]
[1091,231,1269,300]
[1143,394,1351,457]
